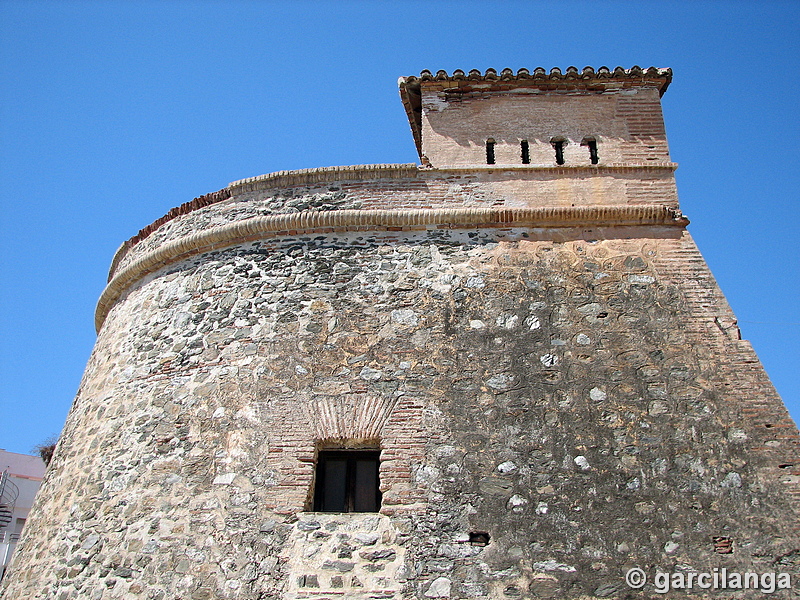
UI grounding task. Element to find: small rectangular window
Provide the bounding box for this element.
[552,139,565,165]
[313,450,381,512]
[520,140,530,164]
[486,139,496,165]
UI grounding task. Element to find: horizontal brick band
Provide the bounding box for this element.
[96,204,688,332]
[229,163,420,193]
[432,164,678,173]
[228,163,677,194]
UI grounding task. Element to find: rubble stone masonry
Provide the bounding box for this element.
[2,67,798,599]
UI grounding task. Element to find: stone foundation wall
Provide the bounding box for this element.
[4,222,798,599]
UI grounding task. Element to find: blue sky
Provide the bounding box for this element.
[1,0,798,455]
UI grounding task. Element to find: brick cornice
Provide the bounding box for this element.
[229,162,678,191]
[229,163,420,193]
[96,205,688,332]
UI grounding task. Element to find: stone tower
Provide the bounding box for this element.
[2,66,798,599]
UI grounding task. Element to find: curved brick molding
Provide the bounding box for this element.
[96,204,688,331]
[305,393,401,444]
[109,165,419,278]
[229,163,420,193]
[109,163,680,278]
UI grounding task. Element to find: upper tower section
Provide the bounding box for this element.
[97,66,685,333]
[399,66,673,168]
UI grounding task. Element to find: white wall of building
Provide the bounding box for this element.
[0,449,46,580]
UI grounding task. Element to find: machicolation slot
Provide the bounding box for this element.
[486,138,496,164]
[583,137,599,164]
[552,138,566,165]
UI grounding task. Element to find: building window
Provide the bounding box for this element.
[485,138,496,165]
[313,450,381,512]
[520,140,530,164]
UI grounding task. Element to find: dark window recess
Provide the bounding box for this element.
[552,139,565,165]
[469,532,491,546]
[520,140,530,164]
[313,450,381,512]
[486,139,496,165]
[586,139,599,164]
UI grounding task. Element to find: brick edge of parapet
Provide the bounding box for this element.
[108,162,679,282]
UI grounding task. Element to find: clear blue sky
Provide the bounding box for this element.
[1,0,798,455]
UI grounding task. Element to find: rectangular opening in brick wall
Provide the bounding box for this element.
[486,139,496,165]
[313,450,382,512]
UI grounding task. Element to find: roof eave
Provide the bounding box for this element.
[398,66,673,161]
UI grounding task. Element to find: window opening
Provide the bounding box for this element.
[313,450,381,512]
[552,138,566,165]
[486,139,496,165]
[469,532,491,546]
[11,518,25,537]
[520,140,530,164]
[582,137,599,164]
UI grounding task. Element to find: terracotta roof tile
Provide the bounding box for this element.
[404,65,670,87]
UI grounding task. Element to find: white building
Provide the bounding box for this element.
[0,450,46,581]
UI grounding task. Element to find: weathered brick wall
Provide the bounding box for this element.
[3,205,798,599]
[420,87,670,168]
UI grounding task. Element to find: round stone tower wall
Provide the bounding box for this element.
[3,164,799,600]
